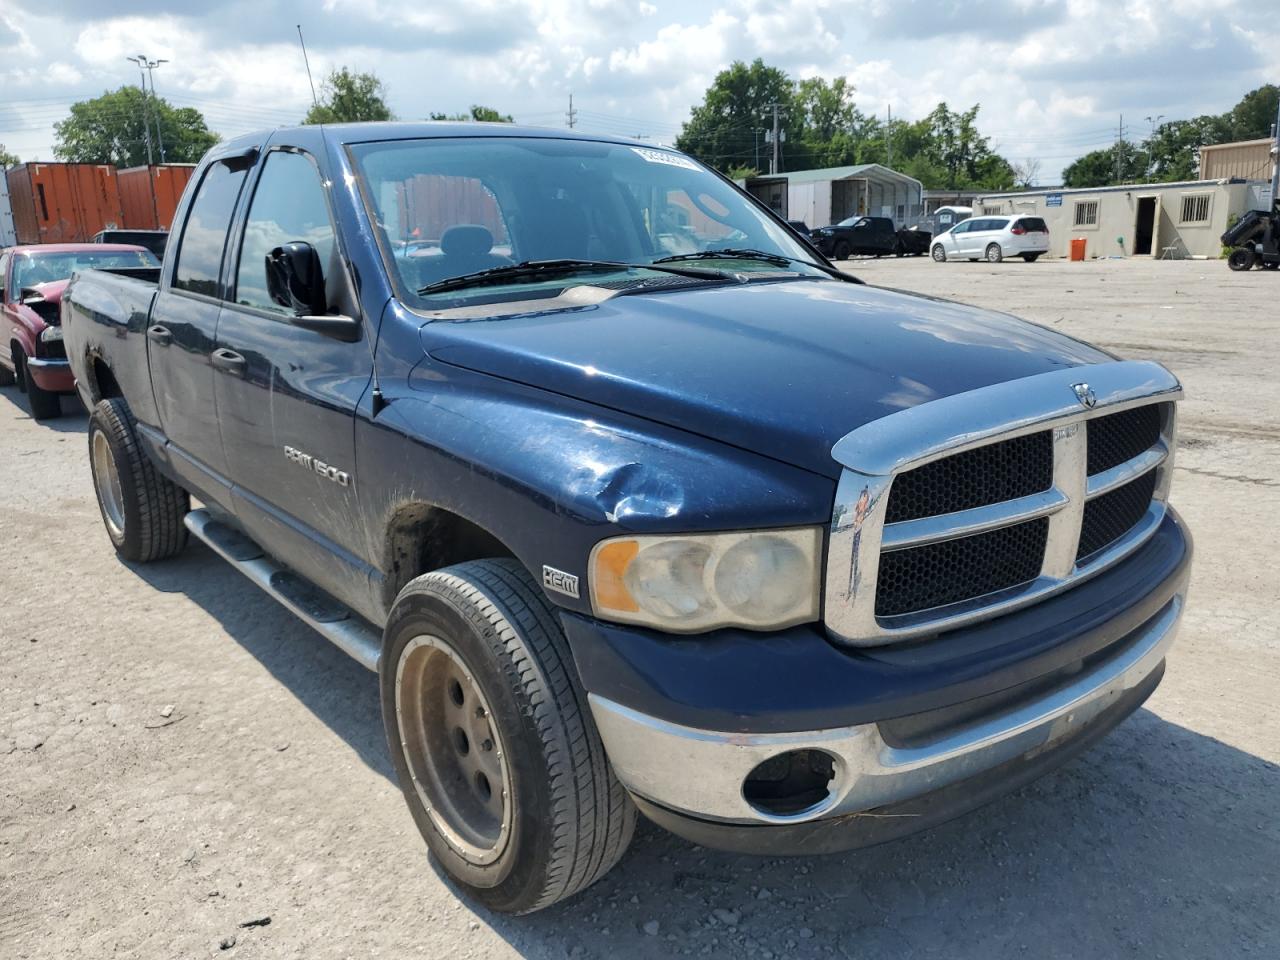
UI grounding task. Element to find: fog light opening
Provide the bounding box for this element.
[743,749,837,817]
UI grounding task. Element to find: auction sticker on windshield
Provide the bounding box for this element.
[631,147,700,170]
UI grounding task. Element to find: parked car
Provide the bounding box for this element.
[0,243,159,419]
[809,215,929,260]
[93,228,170,259]
[64,124,1191,914]
[931,215,1050,263]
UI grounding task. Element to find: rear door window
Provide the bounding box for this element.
[173,161,248,298]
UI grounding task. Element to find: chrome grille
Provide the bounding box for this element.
[824,361,1181,646]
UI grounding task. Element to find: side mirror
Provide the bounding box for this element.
[264,241,361,343]
[266,241,327,316]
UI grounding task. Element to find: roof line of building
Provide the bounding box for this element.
[979,177,1266,200]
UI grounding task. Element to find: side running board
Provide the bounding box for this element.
[184,508,382,672]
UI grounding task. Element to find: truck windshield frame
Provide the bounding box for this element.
[347,136,832,312]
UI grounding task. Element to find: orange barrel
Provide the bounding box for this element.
[1070,237,1087,261]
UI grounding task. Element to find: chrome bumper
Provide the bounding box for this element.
[590,596,1182,826]
[23,357,70,370]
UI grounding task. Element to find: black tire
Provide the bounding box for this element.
[931,245,946,262]
[1263,261,1279,270]
[0,360,14,388]
[17,350,61,420]
[87,398,189,562]
[1022,253,1041,263]
[894,240,905,257]
[381,559,635,914]
[833,241,851,261]
[1227,247,1256,271]
[985,243,1003,263]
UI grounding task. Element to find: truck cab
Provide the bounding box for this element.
[63,124,1191,915]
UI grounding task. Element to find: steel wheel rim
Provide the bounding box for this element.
[92,430,126,539]
[395,634,513,866]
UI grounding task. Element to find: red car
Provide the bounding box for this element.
[1,243,159,419]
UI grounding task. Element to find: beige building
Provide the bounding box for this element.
[1200,138,1274,181]
[976,179,1270,259]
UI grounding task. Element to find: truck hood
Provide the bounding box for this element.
[423,278,1111,479]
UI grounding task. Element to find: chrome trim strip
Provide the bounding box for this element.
[825,360,1182,646]
[24,357,71,370]
[881,487,1070,552]
[590,596,1181,825]
[184,509,382,671]
[1087,442,1168,498]
[831,360,1181,476]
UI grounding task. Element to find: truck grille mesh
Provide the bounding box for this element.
[875,518,1048,617]
[1087,405,1163,476]
[1077,469,1158,561]
[885,431,1053,523]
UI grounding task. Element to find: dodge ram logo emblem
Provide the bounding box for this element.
[1071,382,1097,408]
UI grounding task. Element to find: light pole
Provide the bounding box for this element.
[125,55,154,165]
[1144,114,1164,179]
[138,55,169,163]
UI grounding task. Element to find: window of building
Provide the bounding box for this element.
[982,206,1003,216]
[1180,194,1211,224]
[173,161,248,298]
[1073,200,1099,228]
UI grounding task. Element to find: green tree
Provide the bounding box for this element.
[675,59,795,172]
[1225,84,1280,140]
[303,68,394,124]
[1062,141,1147,187]
[1146,116,1230,181]
[429,105,514,122]
[52,87,218,167]
[0,143,18,167]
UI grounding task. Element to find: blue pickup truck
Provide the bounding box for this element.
[63,123,1192,914]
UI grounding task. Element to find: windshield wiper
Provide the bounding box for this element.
[417,258,728,297]
[652,247,857,282]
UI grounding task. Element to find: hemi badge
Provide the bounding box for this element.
[542,565,580,599]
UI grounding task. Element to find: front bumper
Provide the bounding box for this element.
[566,509,1190,852]
[23,357,74,393]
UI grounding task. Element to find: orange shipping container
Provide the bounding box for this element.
[118,163,197,230]
[5,162,125,244]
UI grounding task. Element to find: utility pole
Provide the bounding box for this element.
[297,25,319,108]
[768,102,781,175]
[1269,95,1280,209]
[566,93,577,129]
[126,56,154,165]
[139,56,168,162]
[1113,113,1126,184]
[886,104,892,169]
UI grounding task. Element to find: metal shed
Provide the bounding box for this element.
[743,164,925,229]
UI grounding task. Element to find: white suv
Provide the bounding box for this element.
[931,215,1050,263]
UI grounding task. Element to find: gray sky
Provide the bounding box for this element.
[1,0,1276,182]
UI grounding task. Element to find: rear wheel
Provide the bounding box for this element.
[88,398,189,561]
[1227,247,1256,271]
[1022,253,1041,263]
[931,245,947,262]
[985,243,1004,263]
[382,559,635,914]
[17,351,62,420]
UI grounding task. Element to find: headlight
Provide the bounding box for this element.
[40,326,63,343]
[589,528,822,632]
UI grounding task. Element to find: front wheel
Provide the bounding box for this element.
[88,398,189,561]
[1227,247,1256,271]
[931,245,947,262]
[833,241,851,261]
[985,243,1004,263]
[17,352,62,420]
[1022,253,1041,262]
[382,559,635,914]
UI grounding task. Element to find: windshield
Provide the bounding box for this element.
[837,216,868,228]
[350,137,830,308]
[12,249,159,291]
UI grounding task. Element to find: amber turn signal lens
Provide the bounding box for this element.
[591,539,640,612]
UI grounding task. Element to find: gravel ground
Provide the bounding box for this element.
[2,256,1277,958]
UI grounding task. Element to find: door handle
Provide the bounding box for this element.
[146,324,172,346]
[210,347,246,376]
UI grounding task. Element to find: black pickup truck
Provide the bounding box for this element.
[63,124,1192,914]
[808,215,931,259]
